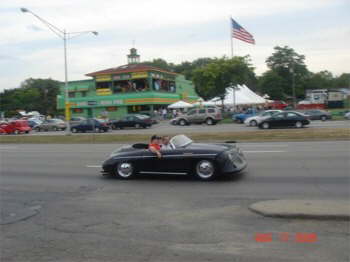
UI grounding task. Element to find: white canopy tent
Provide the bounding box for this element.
[210,85,267,106]
[168,100,194,109]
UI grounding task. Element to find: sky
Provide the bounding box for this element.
[0,0,349,92]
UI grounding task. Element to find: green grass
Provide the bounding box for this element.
[1,128,349,144]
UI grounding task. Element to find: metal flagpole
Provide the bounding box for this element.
[229,17,235,112]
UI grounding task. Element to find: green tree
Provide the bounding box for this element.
[258,71,285,100]
[266,46,309,99]
[192,56,255,100]
[334,73,350,88]
[0,78,60,117]
[304,71,335,90]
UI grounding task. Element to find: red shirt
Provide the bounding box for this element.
[149,143,161,151]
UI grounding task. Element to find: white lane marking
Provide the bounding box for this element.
[241,144,288,147]
[243,151,286,153]
[86,165,101,168]
[0,146,18,149]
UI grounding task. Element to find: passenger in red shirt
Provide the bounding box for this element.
[148,135,162,158]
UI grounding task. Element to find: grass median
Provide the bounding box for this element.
[0,128,349,144]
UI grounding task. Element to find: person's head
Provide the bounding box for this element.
[150,135,161,144]
[162,136,170,145]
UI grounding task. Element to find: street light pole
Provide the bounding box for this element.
[290,63,296,109]
[20,7,98,134]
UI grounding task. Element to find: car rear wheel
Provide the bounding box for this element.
[53,127,57,131]
[135,123,141,128]
[295,121,303,128]
[14,130,19,135]
[95,127,101,133]
[195,160,216,181]
[321,116,327,121]
[262,122,270,129]
[71,128,78,133]
[250,120,257,126]
[179,119,187,126]
[116,162,134,179]
[206,118,214,125]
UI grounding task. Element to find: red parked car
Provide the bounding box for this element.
[0,120,32,134]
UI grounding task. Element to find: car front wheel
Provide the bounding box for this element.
[116,162,135,179]
[262,122,270,129]
[135,123,141,128]
[250,120,257,126]
[71,128,78,133]
[321,116,327,121]
[195,160,216,181]
[179,119,187,126]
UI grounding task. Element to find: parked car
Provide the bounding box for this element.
[27,119,42,129]
[71,119,109,133]
[0,120,32,134]
[267,100,288,110]
[69,116,86,126]
[258,111,310,129]
[171,107,222,126]
[244,110,282,126]
[345,111,350,120]
[303,110,332,121]
[101,134,247,181]
[35,119,66,131]
[233,109,258,123]
[109,114,152,129]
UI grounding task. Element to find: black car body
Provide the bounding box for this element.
[71,119,109,133]
[109,114,152,129]
[303,110,332,121]
[101,135,247,181]
[258,111,310,129]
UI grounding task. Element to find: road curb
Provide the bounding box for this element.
[249,200,350,221]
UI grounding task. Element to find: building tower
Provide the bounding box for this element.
[127,48,140,64]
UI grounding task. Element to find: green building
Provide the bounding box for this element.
[57,48,198,119]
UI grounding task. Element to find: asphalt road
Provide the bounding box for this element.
[1,141,349,262]
[11,120,350,136]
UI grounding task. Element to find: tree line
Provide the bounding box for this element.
[1,45,349,117]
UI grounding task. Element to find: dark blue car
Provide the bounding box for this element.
[71,119,109,133]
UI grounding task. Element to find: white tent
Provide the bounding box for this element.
[168,100,194,109]
[210,85,266,106]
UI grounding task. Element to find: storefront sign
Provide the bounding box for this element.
[88,101,97,106]
[113,74,131,80]
[131,72,148,79]
[76,101,87,106]
[95,75,112,82]
[96,88,112,96]
[112,99,123,105]
[100,100,112,105]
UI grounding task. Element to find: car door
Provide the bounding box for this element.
[285,112,299,126]
[140,149,192,174]
[194,108,206,123]
[270,112,286,127]
[85,119,95,131]
[186,109,197,123]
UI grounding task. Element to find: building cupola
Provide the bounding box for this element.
[127,48,140,64]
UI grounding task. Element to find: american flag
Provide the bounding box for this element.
[231,18,255,44]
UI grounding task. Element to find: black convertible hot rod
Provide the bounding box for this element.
[101,135,247,181]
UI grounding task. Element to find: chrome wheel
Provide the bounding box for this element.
[195,160,215,180]
[179,119,186,126]
[262,122,270,129]
[116,162,134,178]
[321,116,326,121]
[206,118,213,125]
[135,123,140,128]
[295,121,303,128]
[250,120,257,126]
[71,128,77,133]
[95,127,100,132]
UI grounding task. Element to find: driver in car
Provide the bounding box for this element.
[149,135,162,158]
[161,135,173,150]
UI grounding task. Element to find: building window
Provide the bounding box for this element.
[153,79,176,93]
[69,92,75,98]
[112,79,149,93]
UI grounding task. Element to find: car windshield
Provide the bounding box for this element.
[170,134,193,148]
